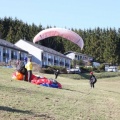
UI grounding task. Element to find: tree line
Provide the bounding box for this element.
[0,17,120,65]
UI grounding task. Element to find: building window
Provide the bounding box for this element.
[42,53,47,61]
[80,56,82,59]
[11,50,17,60]
[54,56,58,65]
[41,52,43,60]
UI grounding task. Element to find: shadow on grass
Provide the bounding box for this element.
[0,106,55,119]
[0,84,42,95]
[99,89,120,95]
[62,87,91,95]
[0,106,32,114]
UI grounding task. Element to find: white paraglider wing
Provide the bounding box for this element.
[33,28,84,50]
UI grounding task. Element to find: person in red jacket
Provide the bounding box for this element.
[89,72,97,88]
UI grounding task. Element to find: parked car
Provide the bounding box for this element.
[67,68,81,74]
[107,66,118,72]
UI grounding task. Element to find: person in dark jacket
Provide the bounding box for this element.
[54,70,59,79]
[89,72,97,88]
[24,57,27,65]
[16,61,27,81]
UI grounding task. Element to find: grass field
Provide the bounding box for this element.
[0,67,120,120]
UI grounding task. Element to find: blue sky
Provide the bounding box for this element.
[0,0,120,30]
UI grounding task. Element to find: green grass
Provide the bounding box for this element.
[60,71,120,80]
[0,67,120,120]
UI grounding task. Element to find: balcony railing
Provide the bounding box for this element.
[65,63,69,67]
[3,53,9,58]
[48,58,53,62]
[60,61,64,66]
[54,60,58,64]
[43,56,47,61]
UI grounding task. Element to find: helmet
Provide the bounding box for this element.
[24,57,27,62]
[90,72,93,74]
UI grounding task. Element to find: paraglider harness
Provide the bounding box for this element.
[16,61,27,75]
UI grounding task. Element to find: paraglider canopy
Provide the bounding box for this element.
[33,28,84,50]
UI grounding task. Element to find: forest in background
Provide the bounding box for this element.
[0,17,120,65]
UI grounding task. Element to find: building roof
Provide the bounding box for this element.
[19,39,71,60]
[64,51,93,57]
[0,39,28,53]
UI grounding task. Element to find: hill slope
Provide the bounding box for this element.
[0,67,120,120]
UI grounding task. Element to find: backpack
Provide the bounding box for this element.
[92,76,97,83]
[90,75,97,84]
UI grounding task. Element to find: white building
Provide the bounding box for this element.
[64,51,93,62]
[0,39,28,63]
[15,39,71,68]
